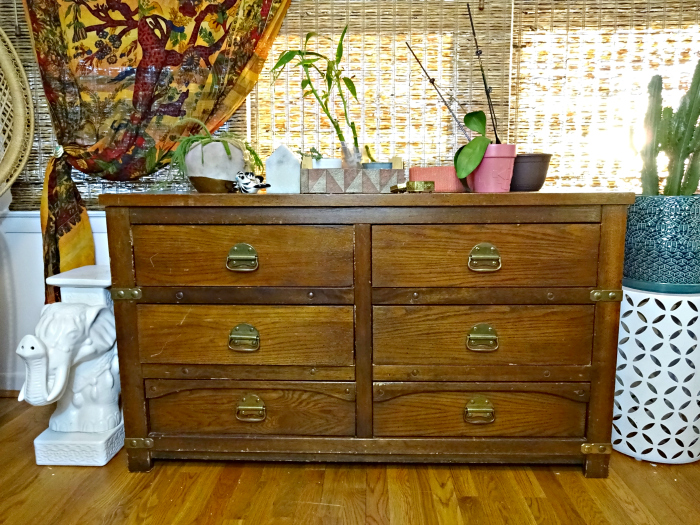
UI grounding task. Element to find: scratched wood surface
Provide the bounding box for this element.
[2,400,699,525]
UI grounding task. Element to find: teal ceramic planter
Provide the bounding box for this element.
[623,195,700,293]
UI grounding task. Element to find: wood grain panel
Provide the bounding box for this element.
[132,225,354,286]
[373,383,588,437]
[147,380,355,436]
[137,305,354,365]
[372,224,600,287]
[374,306,594,366]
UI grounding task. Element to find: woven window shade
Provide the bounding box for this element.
[255,0,512,167]
[510,0,700,192]
[4,0,698,209]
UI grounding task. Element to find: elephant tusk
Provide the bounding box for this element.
[46,366,68,403]
[18,383,25,402]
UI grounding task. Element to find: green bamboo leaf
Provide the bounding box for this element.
[336,25,348,63]
[301,79,311,90]
[343,77,358,100]
[464,111,487,136]
[271,50,299,72]
[304,32,318,47]
[454,136,491,178]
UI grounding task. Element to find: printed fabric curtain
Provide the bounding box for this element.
[24,0,291,302]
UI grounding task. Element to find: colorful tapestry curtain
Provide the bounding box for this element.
[24,0,290,302]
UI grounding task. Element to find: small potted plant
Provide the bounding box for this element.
[271,26,361,168]
[171,118,266,193]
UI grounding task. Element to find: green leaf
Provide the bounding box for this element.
[271,50,299,71]
[298,58,320,67]
[454,136,491,178]
[301,79,311,90]
[304,32,318,48]
[343,77,358,100]
[464,111,487,136]
[336,25,348,63]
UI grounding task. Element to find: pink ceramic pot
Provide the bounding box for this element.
[466,144,517,193]
[409,166,468,193]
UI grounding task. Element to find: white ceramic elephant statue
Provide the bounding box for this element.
[16,303,121,433]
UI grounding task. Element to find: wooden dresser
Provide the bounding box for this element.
[101,192,634,477]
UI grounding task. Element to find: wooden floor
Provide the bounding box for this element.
[2,400,700,525]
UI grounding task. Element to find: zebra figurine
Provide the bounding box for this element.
[234,172,271,194]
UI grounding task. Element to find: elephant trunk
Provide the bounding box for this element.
[16,335,52,406]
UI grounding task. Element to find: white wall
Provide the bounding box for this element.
[0,207,110,391]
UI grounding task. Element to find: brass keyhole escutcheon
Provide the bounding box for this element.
[228,323,260,352]
[468,242,501,272]
[464,395,495,424]
[226,243,259,272]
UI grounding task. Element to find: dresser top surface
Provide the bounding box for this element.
[100,192,635,208]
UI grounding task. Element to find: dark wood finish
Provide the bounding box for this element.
[373,224,601,287]
[129,205,602,225]
[132,225,354,286]
[105,207,152,471]
[137,305,354,366]
[142,364,355,381]
[6,402,700,525]
[585,205,629,478]
[355,224,373,438]
[137,286,354,304]
[374,305,594,366]
[373,287,598,305]
[100,192,635,207]
[101,192,632,476]
[146,380,356,436]
[373,382,589,437]
[373,364,591,382]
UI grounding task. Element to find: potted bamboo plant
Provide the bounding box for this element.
[271,26,361,168]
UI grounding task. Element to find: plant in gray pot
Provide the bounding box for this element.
[612,60,700,465]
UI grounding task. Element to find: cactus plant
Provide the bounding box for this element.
[641,60,700,195]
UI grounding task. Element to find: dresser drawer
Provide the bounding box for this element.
[132,225,354,286]
[372,224,599,287]
[374,306,594,366]
[138,305,354,365]
[147,380,356,435]
[373,383,588,437]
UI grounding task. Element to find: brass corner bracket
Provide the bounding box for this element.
[590,290,622,302]
[111,287,142,300]
[581,443,612,455]
[124,437,153,449]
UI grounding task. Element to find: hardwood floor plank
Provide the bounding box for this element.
[319,464,365,525]
[523,497,563,525]
[554,469,612,525]
[365,465,390,525]
[218,464,266,521]
[417,466,465,525]
[386,466,426,525]
[291,466,326,525]
[531,468,587,525]
[471,466,538,525]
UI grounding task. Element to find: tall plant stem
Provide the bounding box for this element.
[467,3,501,144]
[303,66,345,143]
[406,42,472,141]
[336,78,359,147]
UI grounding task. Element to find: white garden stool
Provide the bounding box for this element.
[612,286,700,463]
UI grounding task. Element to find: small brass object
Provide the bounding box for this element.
[110,287,142,300]
[468,242,501,272]
[466,323,499,352]
[228,323,260,352]
[390,181,435,193]
[590,290,622,302]
[236,393,266,422]
[124,437,153,449]
[226,243,258,272]
[580,443,612,455]
[464,395,495,424]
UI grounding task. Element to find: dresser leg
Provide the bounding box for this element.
[127,450,153,472]
[583,456,610,478]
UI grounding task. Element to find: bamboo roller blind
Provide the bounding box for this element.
[3,0,699,209]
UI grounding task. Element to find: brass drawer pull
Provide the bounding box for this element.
[466,323,499,352]
[464,395,495,424]
[226,243,259,272]
[468,242,501,272]
[236,393,266,422]
[228,323,260,352]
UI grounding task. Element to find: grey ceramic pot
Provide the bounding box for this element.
[509,153,552,191]
[623,195,700,293]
